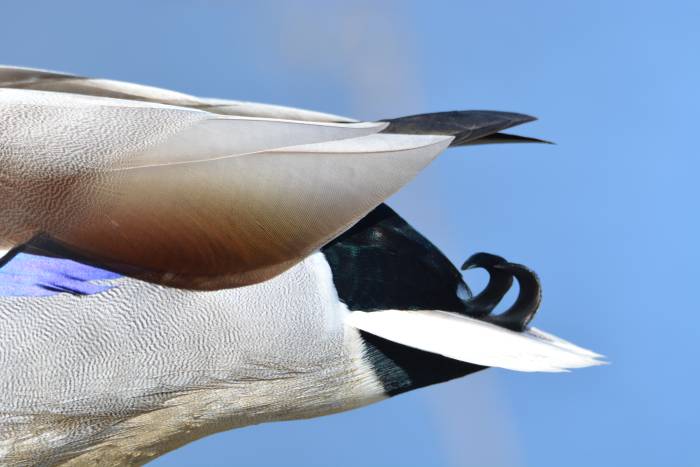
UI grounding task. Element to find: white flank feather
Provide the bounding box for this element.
[346,309,606,372]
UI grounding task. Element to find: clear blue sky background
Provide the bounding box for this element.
[2,1,698,466]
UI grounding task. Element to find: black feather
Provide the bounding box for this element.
[322,204,470,313]
[381,110,541,146]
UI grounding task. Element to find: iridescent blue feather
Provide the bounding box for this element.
[0,252,121,297]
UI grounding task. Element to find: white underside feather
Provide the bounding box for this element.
[346,309,606,372]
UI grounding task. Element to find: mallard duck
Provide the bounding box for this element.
[0,66,603,466]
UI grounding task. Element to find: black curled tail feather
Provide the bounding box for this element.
[460,252,542,332]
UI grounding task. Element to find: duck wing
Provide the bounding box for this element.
[0,87,458,289]
[0,67,540,290]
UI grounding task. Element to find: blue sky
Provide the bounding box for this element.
[2,1,698,465]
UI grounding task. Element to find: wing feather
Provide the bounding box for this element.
[0,65,355,122]
[2,69,544,290]
[47,134,453,289]
[0,88,450,288]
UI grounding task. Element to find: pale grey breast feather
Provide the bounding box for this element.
[0,253,384,464]
[0,253,377,415]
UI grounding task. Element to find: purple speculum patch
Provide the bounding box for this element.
[0,252,121,297]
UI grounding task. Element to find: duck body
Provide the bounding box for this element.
[0,66,603,466]
[0,204,484,465]
[0,252,382,465]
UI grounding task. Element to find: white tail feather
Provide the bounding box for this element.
[346,309,606,373]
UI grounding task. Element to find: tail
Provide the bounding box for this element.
[346,246,605,373]
[381,110,552,146]
[347,309,606,373]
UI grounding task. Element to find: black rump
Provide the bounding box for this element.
[322,203,470,313]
